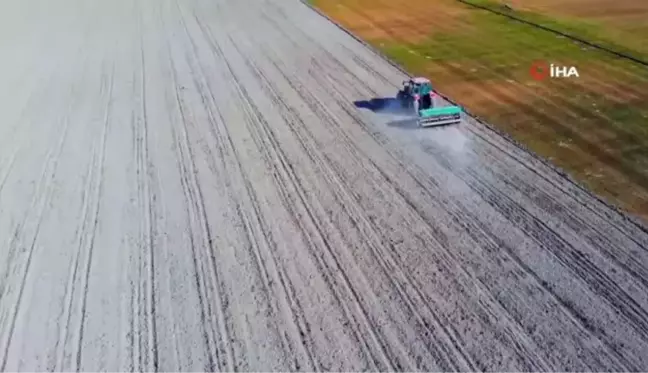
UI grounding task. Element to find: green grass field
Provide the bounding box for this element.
[460,0,648,61]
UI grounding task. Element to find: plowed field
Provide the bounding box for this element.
[2,0,648,370]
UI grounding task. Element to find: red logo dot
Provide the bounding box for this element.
[530,60,549,81]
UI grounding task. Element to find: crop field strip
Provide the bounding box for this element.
[467,0,648,61]
[312,0,648,222]
[457,0,648,66]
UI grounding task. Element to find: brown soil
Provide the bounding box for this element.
[316,0,474,43]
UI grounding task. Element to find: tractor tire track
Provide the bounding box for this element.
[254,57,483,371]
[260,47,560,370]
[180,8,316,370]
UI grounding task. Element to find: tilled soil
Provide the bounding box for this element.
[0,0,647,370]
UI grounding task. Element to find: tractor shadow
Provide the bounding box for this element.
[353,97,412,116]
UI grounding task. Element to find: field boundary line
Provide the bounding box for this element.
[299,0,648,232]
[456,0,648,67]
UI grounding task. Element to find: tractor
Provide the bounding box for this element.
[397,77,462,127]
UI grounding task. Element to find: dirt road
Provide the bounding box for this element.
[1,0,648,370]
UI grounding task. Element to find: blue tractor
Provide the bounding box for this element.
[397,77,462,127]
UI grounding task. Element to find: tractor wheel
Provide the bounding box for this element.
[396,91,406,105]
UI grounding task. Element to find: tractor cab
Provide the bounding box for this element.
[402,77,432,96]
[402,77,433,110]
